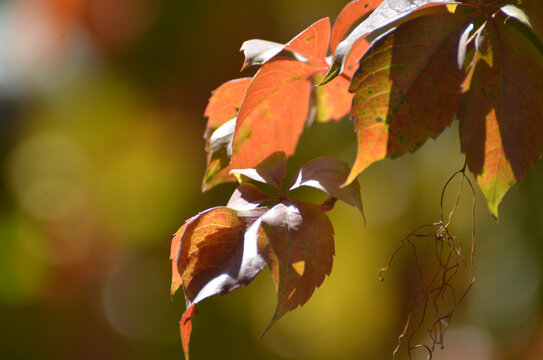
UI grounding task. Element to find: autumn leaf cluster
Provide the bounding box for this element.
[171,0,543,358]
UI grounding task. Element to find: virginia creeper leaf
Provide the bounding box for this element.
[459,18,543,218]
[516,0,543,43]
[180,304,197,360]
[330,0,383,53]
[204,59,316,190]
[204,78,251,134]
[241,18,331,69]
[227,183,276,211]
[314,39,370,122]
[230,151,287,190]
[501,5,533,31]
[345,12,473,184]
[257,201,334,333]
[176,207,267,305]
[289,157,364,218]
[171,223,187,296]
[202,119,235,189]
[321,0,453,84]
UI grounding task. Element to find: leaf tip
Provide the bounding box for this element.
[180,304,197,360]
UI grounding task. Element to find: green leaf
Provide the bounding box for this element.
[345,12,473,184]
[257,201,334,333]
[459,17,543,218]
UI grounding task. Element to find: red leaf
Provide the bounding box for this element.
[227,183,276,211]
[330,0,383,53]
[257,201,335,333]
[241,18,331,69]
[204,59,317,189]
[204,78,252,134]
[180,304,197,360]
[284,17,330,64]
[346,12,472,184]
[230,151,287,190]
[177,207,267,304]
[315,40,370,122]
[289,157,364,219]
[459,18,543,218]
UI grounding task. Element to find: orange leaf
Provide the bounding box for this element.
[204,78,252,134]
[204,59,318,189]
[180,304,197,360]
[241,18,331,69]
[330,0,383,53]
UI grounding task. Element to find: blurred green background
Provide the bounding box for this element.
[1,0,543,359]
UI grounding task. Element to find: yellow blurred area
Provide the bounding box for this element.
[1,0,543,359]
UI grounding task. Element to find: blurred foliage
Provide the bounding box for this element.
[1,0,543,359]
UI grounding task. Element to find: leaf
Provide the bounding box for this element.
[459,18,543,218]
[204,58,317,189]
[241,18,331,70]
[516,0,543,43]
[330,0,383,53]
[176,207,267,305]
[314,39,371,122]
[230,151,287,189]
[345,12,473,184]
[180,304,197,360]
[321,0,453,84]
[289,157,364,219]
[202,119,235,189]
[501,5,533,31]
[170,225,186,297]
[204,78,252,134]
[257,201,334,332]
[227,183,276,211]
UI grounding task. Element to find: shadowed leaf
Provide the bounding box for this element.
[257,201,334,333]
[230,151,287,189]
[516,0,543,43]
[289,157,364,218]
[227,183,276,211]
[241,18,331,69]
[321,0,453,84]
[459,18,543,218]
[176,207,267,305]
[202,119,235,190]
[345,12,472,184]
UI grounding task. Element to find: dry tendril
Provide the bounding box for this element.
[378,160,476,360]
